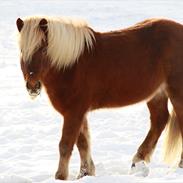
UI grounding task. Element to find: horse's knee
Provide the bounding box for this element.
[59,141,73,158]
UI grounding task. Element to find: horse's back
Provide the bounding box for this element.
[86,19,183,109]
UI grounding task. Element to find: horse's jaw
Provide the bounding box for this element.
[29,92,40,100]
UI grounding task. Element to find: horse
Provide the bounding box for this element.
[16,16,183,180]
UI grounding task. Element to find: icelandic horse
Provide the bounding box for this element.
[16,16,183,180]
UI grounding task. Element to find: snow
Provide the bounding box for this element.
[1,0,183,182]
[0,175,31,183]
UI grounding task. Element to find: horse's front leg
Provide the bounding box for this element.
[76,117,95,179]
[55,114,84,180]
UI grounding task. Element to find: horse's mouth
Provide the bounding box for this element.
[28,90,41,99]
[26,81,42,99]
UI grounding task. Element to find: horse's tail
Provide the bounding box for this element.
[163,110,182,166]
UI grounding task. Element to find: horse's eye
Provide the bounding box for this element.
[29,72,34,76]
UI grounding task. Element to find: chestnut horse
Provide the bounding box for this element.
[16,16,183,180]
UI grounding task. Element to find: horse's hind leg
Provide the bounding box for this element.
[76,117,95,178]
[132,91,169,170]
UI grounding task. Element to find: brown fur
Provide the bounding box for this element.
[17,17,183,180]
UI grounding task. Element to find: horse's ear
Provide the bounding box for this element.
[16,18,24,32]
[39,18,48,33]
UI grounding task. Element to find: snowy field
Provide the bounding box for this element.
[1,0,183,182]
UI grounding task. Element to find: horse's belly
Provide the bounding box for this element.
[92,80,165,109]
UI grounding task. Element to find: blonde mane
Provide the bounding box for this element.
[18,16,95,69]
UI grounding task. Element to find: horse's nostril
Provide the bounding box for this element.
[35,81,41,89]
[26,81,31,89]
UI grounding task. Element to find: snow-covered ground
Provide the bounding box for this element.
[1,0,183,182]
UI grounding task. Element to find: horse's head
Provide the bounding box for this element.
[16,18,49,99]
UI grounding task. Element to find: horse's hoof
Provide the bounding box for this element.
[129,161,149,177]
[77,172,89,179]
[55,171,67,180]
[77,167,91,179]
[77,161,95,179]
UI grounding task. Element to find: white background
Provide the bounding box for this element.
[0,0,183,182]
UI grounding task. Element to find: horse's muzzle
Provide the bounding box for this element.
[26,81,42,99]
